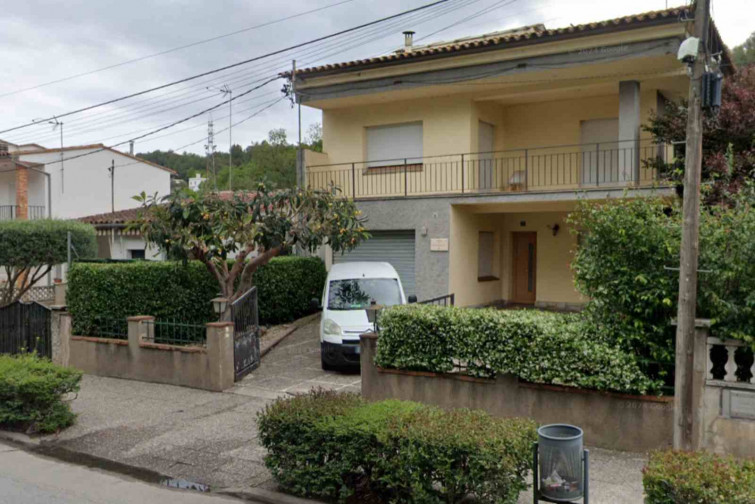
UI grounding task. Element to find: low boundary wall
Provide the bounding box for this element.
[360,333,673,452]
[53,312,235,392]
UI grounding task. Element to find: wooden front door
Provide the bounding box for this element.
[512,232,537,304]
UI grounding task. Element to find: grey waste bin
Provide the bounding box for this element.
[537,424,584,502]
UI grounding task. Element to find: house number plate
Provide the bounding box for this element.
[723,389,755,420]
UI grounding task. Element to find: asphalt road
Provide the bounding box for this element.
[0,441,241,504]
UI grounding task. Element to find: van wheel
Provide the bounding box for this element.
[321,355,335,371]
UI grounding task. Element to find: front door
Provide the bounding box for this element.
[512,232,537,304]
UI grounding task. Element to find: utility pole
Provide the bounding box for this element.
[108,160,115,251]
[205,119,217,191]
[208,85,233,190]
[293,59,303,189]
[47,117,64,193]
[674,0,710,452]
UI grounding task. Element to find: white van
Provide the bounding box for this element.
[314,262,415,370]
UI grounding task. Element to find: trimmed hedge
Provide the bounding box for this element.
[643,450,755,503]
[375,305,657,395]
[0,354,82,433]
[0,219,96,267]
[67,256,326,331]
[254,256,327,324]
[258,389,537,504]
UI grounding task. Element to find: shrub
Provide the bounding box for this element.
[0,354,82,433]
[643,450,755,503]
[0,219,96,305]
[376,305,657,395]
[67,256,326,331]
[253,256,327,324]
[258,389,537,504]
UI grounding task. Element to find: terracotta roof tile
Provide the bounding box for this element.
[79,208,141,225]
[286,6,701,78]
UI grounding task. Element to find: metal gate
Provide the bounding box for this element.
[0,301,52,358]
[231,287,261,381]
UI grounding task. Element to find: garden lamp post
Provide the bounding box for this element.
[211,297,229,317]
[365,301,383,333]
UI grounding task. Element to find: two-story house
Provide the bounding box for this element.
[291,6,729,309]
[0,141,174,276]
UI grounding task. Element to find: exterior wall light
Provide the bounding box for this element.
[211,297,229,315]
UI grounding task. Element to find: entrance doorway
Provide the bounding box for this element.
[512,232,537,304]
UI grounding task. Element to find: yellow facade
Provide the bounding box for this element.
[449,205,583,307]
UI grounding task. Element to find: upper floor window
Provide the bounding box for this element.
[366,122,422,168]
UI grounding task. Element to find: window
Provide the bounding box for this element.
[327,278,402,310]
[128,249,146,260]
[478,231,497,281]
[366,122,422,168]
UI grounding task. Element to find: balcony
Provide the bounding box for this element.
[0,205,47,221]
[306,140,670,200]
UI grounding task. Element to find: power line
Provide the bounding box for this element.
[9,0,480,146]
[0,0,361,100]
[0,0,452,136]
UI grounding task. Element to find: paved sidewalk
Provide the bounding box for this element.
[28,317,646,503]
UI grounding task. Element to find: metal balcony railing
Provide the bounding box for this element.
[306,140,670,200]
[0,205,47,220]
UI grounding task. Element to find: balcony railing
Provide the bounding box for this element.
[0,205,47,220]
[306,140,670,200]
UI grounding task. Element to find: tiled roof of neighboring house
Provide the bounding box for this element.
[286,6,730,78]
[79,208,141,226]
[15,144,177,175]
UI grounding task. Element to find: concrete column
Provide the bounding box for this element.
[53,282,67,306]
[15,164,28,220]
[206,322,235,391]
[672,318,710,451]
[618,81,641,184]
[360,333,379,400]
[50,309,71,367]
[127,316,153,356]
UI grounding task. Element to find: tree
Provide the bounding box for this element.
[136,150,207,181]
[644,66,755,205]
[733,31,755,67]
[0,220,96,306]
[131,185,368,320]
[305,123,323,152]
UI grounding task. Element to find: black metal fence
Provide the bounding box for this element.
[0,301,51,358]
[143,319,207,346]
[231,287,261,381]
[306,140,667,199]
[418,293,455,307]
[74,316,128,340]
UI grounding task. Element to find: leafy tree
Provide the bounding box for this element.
[305,123,323,152]
[136,150,207,181]
[733,31,755,67]
[644,66,755,204]
[0,220,96,306]
[131,185,368,320]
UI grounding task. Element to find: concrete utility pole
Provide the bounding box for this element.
[208,85,233,191]
[673,0,710,451]
[293,59,304,189]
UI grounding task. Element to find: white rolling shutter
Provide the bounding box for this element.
[366,122,423,167]
[333,230,416,296]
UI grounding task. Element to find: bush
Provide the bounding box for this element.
[375,305,657,395]
[253,256,327,324]
[643,450,755,503]
[258,389,537,504]
[67,256,326,330]
[0,354,82,433]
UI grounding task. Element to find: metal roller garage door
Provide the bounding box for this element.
[333,230,416,296]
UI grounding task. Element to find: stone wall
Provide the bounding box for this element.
[53,312,235,392]
[360,333,674,452]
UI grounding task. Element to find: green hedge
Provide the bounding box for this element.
[643,450,755,503]
[258,389,537,504]
[0,354,82,433]
[375,305,657,395]
[0,219,96,267]
[253,256,327,324]
[67,256,326,331]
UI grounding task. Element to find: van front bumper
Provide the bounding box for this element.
[321,341,361,367]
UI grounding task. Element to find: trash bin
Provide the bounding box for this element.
[537,424,584,502]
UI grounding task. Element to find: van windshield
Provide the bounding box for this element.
[327,278,402,310]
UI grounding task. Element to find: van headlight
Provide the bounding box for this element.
[323,318,342,336]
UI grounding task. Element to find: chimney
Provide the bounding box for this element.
[403,31,415,52]
[129,140,134,155]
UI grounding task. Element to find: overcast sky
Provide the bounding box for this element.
[0,0,750,156]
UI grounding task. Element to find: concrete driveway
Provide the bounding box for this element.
[230,316,361,399]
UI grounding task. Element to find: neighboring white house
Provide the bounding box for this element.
[79,208,166,261]
[0,143,174,220]
[188,174,206,191]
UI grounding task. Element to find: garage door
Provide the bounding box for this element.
[333,230,416,297]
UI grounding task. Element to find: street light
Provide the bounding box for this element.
[207,85,233,191]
